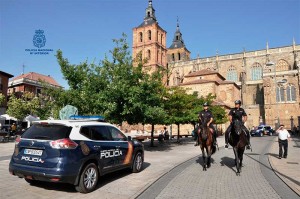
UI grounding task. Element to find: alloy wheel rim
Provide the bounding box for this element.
[84,167,97,189]
[136,154,142,171]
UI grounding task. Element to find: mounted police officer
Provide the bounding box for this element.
[225,100,251,150]
[198,102,217,146]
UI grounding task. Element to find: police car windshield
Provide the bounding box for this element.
[258,126,263,129]
[22,124,72,140]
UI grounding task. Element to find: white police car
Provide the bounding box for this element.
[9,116,144,193]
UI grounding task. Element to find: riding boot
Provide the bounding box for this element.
[224,126,231,149]
[246,131,251,150]
[213,131,217,146]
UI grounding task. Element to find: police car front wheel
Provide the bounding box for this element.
[76,163,99,193]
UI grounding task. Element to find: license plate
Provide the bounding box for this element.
[24,149,43,156]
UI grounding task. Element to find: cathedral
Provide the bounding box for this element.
[132,0,300,131]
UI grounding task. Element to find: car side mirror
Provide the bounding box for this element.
[127,136,132,141]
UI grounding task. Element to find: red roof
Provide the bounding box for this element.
[185,69,220,77]
[12,72,60,87]
[180,79,220,86]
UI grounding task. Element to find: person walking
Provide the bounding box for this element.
[276,124,291,159]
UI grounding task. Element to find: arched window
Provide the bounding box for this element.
[172,53,175,61]
[157,50,159,62]
[148,30,151,40]
[276,59,289,71]
[227,66,238,81]
[276,86,285,102]
[147,12,150,17]
[147,49,151,60]
[139,32,143,42]
[178,53,181,61]
[251,62,262,80]
[161,34,163,43]
[286,84,296,101]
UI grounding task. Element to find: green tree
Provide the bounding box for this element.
[0,93,5,106]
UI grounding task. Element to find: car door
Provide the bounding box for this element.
[81,125,116,170]
[107,126,132,167]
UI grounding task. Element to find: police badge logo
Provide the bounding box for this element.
[33,29,46,48]
[80,141,90,155]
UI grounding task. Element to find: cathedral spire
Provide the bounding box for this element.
[144,0,156,22]
[169,17,185,49]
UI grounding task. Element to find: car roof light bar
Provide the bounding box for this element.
[68,115,106,122]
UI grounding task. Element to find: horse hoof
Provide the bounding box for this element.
[236,172,240,176]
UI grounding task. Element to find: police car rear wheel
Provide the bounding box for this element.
[132,152,143,173]
[76,163,99,193]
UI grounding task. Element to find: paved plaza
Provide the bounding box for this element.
[0,136,299,199]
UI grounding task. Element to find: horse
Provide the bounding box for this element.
[228,119,248,176]
[197,123,216,171]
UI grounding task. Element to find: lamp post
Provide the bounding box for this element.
[290,116,294,130]
[266,61,278,128]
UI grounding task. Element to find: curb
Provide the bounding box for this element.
[130,154,200,199]
[268,137,300,197]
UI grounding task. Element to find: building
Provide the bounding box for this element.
[0,71,14,114]
[8,72,61,97]
[133,0,300,131]
[132,0,167,73]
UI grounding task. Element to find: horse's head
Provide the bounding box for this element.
[232,120,243,135]
[198,124,209,141]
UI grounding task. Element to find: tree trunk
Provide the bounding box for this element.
[150,123,155,147]
[177,123,180,142]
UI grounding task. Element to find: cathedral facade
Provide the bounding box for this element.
[133,0,300,131]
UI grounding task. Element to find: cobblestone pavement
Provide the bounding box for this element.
[138,136,300,199]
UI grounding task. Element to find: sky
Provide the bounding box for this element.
[0,0,300,88]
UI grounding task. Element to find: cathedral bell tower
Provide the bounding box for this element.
[167,18,190,62]
[132,0,167,72]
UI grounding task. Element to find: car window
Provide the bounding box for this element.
[22,124,72,140]
[265,127,271,130]
[80,126,91,139]
[108,126,127,141]
[258,127,263,129]
[91,126,111,141]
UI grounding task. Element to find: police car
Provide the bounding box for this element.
[9,116,144,193]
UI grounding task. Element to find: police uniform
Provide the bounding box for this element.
[198,109,217,144]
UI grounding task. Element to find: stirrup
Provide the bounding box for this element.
[225,144,229,149]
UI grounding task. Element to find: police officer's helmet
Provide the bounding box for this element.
[234,100,241,104]
[203,102,209,106]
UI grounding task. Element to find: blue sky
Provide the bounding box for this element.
[1,0,299,88]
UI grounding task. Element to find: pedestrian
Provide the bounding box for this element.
[163,127,169,140]
[276,124,291,159]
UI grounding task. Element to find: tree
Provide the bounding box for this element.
[0,93,5,106]
[164,87,200,142]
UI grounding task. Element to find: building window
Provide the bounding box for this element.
[172,53,175,61]
[178,53,181,61]
[147,49,151,60]
[157,31,159,42]
[148,30,151,40]
[176,35,179,40]
[276,59,289,71]
[227,66,238,81]
[139,32,143,42]
[286,84,296,101]
[147,11,150,17]
[276,86,285,102]
[157,50,159,62]
[251,62,262,80]
[161,34,163,43]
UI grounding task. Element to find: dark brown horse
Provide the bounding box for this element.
[228,120,248,176]
[197,124,216,171]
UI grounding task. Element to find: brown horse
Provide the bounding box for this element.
[197,125,216,171]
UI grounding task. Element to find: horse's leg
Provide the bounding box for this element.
[207,145,211,168]
[202,146,207,171]
[239,148,245,170]
[233,147,240,175]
